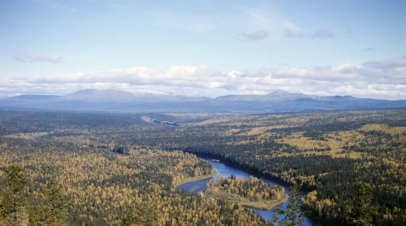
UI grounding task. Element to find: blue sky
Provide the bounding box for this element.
[1,0,405,99]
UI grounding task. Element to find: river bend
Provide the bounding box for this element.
[178,158,326,226]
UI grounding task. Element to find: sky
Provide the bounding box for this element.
[0,0,405,99]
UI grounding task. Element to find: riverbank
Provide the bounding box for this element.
[177,156,334,226]
[173,169,218,187]
[204,188,289,210]
[184,152,291,188]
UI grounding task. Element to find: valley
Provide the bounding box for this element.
[0,109,405,225]
[2,1,404,225]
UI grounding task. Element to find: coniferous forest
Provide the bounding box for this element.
[204,176,288,210]
[0,109,405,225]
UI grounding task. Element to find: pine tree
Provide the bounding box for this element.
[30,179,69,225]
[348,182,377,226]
[273,182,306,226]
[0,165,29,226]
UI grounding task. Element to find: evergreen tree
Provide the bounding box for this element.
[273,182,305,226]
[121,207,137,226]
[0,165,29,226]
[0,199,5,224]
[348,182,377,226]
[30,179,69,225]
[121,203,157,226]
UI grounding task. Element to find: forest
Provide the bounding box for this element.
[0,109,405,225]
[204,176,287,210]
[0,136,269,225]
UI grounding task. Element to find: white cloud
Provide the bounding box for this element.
[240,30,269,40]
[363,56,406,69]
[1,56,406,100]
[13,53,35,63]
[36,55,62,63]
[237,8,306,40]
[273,65,361,81]
[311,29,334,39]
[13,53,62,64]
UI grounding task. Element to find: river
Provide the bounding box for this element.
[178,158,326,226]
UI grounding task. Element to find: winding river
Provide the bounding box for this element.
[178,158,326,226]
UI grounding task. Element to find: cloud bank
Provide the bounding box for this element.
[1,56,406,100]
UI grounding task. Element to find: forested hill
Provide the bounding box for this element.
[64,109,404,226]
[0,138,270,225]
[1,109,405,225]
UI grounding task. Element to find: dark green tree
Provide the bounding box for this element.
[273,182,306,226]
[0,165,29,226]
[348,182,377,226]
[0,199,5,224]
[121,207,137,226]
[121,203,157,226]
[30,179,69,226]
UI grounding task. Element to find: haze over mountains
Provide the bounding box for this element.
[1,89,406,113]
[64,89,210,102]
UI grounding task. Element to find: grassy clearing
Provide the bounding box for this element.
[5,132,49,139]
[275,130,372,159]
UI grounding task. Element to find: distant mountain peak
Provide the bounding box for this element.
[334,95,353,99]
[127,89,171,96]
[268,90,292,95]
[1,88,406,112]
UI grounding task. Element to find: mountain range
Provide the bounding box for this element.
[1,89,406,113]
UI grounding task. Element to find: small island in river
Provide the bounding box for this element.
[203,175,288,210]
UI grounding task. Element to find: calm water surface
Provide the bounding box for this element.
[178,158,326,226]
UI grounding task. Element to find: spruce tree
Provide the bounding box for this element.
[121,203,157,226]
[0,165,29,226]
[30,179,69,226]
[121,207,137,226]
[273,182,306,226]
[0,199,5,224]
[349,182,377,226]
